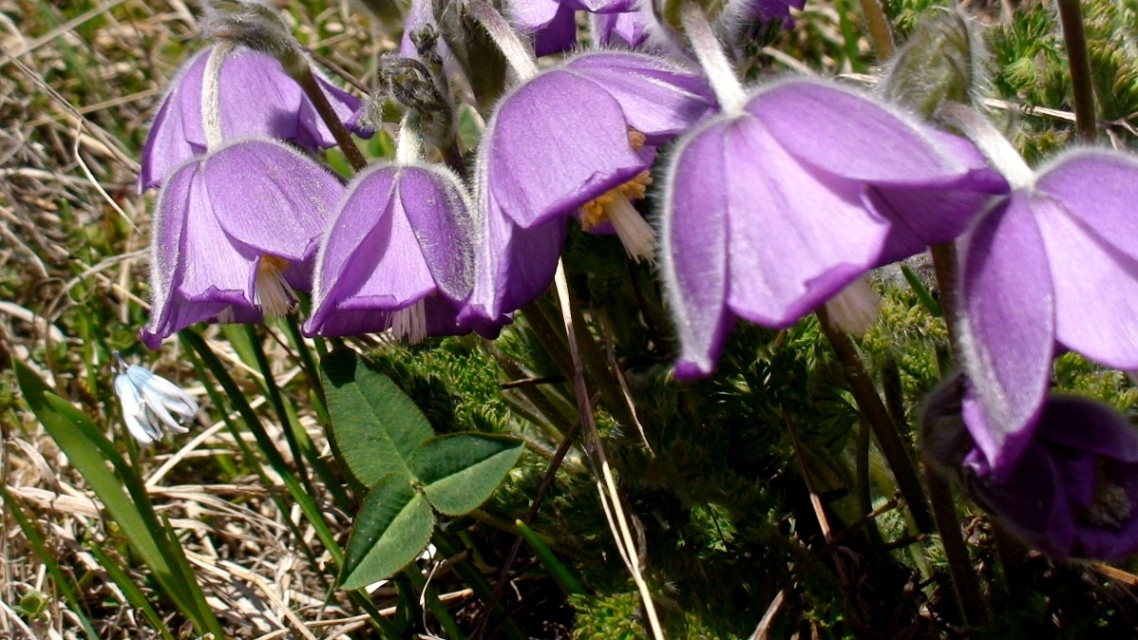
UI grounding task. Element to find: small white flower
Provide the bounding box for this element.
[113,357,199,445]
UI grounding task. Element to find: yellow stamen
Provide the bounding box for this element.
[254,255,296,318]
[628,129,647,151]
[579,170,656,262]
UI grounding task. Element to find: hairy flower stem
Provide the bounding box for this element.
[928,242,992,628]
[884,348,986,625]
[466,0,539,80]
[293,65,368,172]
[816,307,935,533]
[856,0,895,60]
[552,259,664,640]
[1057,0,1097,142]
[680,3,745,115]
[926,464,988,626]
[930,242,961,349]
[201,41,235,150]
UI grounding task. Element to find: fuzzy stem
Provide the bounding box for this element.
[395,116,422,165]
[680,3,746,115]
[930,241,961,349]
[925,464,988,627]
[1057,0,1097,142]
[292,64,368,172]
[466,0,539,80]
[856,0,895,61]
[939,102,1033,189]
[201,42,235,151]
[816,307,934,534]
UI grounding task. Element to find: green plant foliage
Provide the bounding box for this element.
[412,433,524,515]
[321,347,524,590]
[320,346,436,486]
[340,473,436,590]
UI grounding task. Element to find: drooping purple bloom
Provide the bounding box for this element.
[660,78,1007,379]
[507,0,579,56]
[462,51,714,326]
[958,149,1138,478]
[303,163,476,341]
[141,139,343,348]
[922,376,1138,562]
[139,45,364,191]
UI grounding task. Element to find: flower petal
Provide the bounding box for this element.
[141,161,248,348]
[508,0,578,56]
[397,165,475,302]
[1034,193,1138,370]
[202,139,341,262]
[748,79,968,185]
[957,195,1055,476]
[564,52,715,143]
[464,189,566,327]
[722,116,889,327]
[659,120,731,379]
[485,69,646,229]
[138,49,209,192]
[1037,149,1138,263]
[307,165,400,334]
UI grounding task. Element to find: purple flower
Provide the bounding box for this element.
[139,45,364,191]
[141,139,343,348]
[969,396,1138,561]
[508,0,579,56]
[462,51,714,326]
[923,377,1138,562]
[958,149,1138,478]
[660,78,1007,379]
[303,163,476,341]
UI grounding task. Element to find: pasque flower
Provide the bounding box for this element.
[303,161,476,341]
[660,77,1006,379]
[922,375,1138,562]
[141,139,343,348]
[139,45,364,191]
[114,358,199,445]
[463,50,714,326]
[957,148,1138,478]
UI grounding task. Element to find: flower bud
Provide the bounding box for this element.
[202,0,305,76]
[881,9,986,120]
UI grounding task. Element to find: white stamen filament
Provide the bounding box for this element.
[390,299,428,344]
[824,277,881,336]
[201,41,236,151]
[254,256,296,318]
[607,192,657,263]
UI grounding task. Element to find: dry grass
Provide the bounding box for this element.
[0,2,424,637]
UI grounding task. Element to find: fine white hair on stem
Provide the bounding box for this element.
[201,41,236,151]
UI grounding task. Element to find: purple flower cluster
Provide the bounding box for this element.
[135,0,1138,561]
